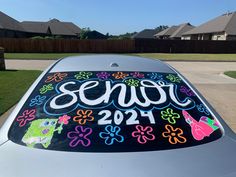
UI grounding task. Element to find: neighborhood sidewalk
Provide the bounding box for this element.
[2,59,236,132]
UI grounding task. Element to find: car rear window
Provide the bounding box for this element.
[8,71,223,152]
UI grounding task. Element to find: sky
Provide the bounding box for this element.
[1,0,236,35]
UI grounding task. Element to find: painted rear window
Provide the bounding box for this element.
[8,71,222,152]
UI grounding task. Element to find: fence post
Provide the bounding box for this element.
[0,47,6,70]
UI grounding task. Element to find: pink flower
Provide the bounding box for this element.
[58,115,71,125]
[16,109,36,127]
[132,125,155,144]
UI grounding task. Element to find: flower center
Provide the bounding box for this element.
[171,133,176,136]
[141,132,145,135]
[83,115,87,118]
[110,133,114,137]
[79,134,84,138]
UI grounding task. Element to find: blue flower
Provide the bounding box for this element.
[147,72,163,80]
[197,104,210,115]
[99,125,124,145]
[29,95,46,107]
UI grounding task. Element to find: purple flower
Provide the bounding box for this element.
[180,86,195,96]
[96,72,110,80]
[130,72,144,78]
[67,126,92,147]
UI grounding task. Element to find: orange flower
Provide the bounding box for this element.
[162,124,187,144]
[73,110,94,125]
[45,72,67,83]
[112,72,129,79]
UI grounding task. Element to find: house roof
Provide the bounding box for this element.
[0,11,25,31]
[21,19,81,36]
[155,23,194,38]
[155,26,178,37]
[132,29,159,39]
[170,23,195,38]
[183,12,236,35]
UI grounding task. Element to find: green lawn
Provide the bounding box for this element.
[135,53,236,61]
[4,53,82,60]
[224,71,236,79]
[4,53,236,61]
[0,70,42,116]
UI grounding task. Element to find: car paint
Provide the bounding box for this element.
[0,55,235,177]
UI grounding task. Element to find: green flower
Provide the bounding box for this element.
[125,79,140,87]
[39,84,54,94]
[161,108,180,124]
[74,72,92,80]
[166,74,181,83]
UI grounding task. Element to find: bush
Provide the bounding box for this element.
[31,36,44,40]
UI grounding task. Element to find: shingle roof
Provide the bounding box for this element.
[0,11,25,31]
[154,23,194,38]
[21,19,81,36]
[154,26,178,37]
[183,12,236,35]
[132,29,159,39]
[21,22,48,34]
[170,23,195,38]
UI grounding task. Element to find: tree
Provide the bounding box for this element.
[80,27,91,39]
[155,25,169,32]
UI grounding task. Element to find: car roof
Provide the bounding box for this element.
[50,54,175,73]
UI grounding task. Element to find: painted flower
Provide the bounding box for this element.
[67,126,92,147]
[161,108,180,124]
[99,125,124,145]
[147,72,163,80]
[16,109,36,127]
[96,72,110,80]
[166,74,181,83]
[45,72,67,83]
[58,115,71,125]
[125,78,140,87]
[132,125,155,144]
[112,72,129,79]
[162,124,187,144]
[130,72,144,78]
[180,86,195,96]
[197,104,210,115]
[39,84,54,94]
[74,72,92,80]
[73,110,94,125]
[29,95,46,107]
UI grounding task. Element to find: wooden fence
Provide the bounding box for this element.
[0,38,236,53]
[0,39,135,53]
[0,47,5,70]
[134,39,236,53]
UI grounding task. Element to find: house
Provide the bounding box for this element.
[0,11,26,38]
[182,12,236,40]
[132,29,160,39]
[155,23,194,40]
[21,19,81,38]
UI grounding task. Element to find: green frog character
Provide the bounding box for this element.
[22,118,63,148]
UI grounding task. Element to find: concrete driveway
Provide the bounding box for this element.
[2,60,236,132]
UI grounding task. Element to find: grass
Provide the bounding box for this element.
[4,53,82,60]
[4,53,236,61]
[224,71,236,79]
[0,70,42,116]
[134,53,236,61]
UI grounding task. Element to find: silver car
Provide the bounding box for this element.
[0,55,235,177]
